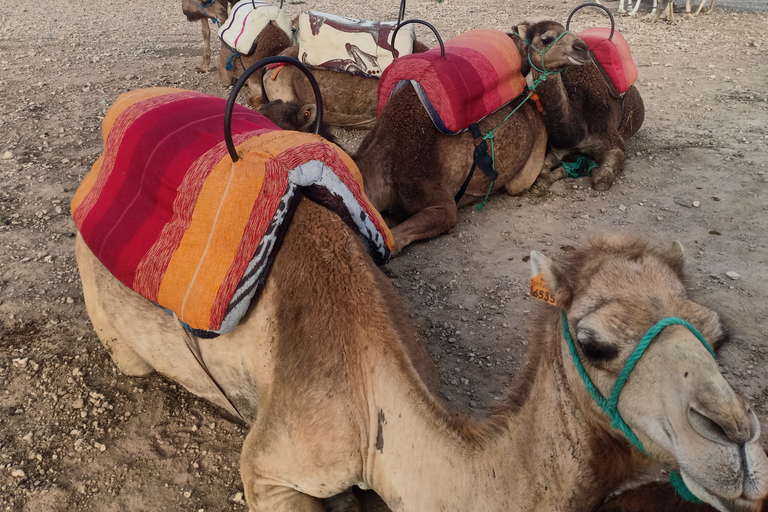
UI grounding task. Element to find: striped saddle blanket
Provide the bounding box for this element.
[72,88,393,336]
[578,28,638,96]
[377,29,526,135]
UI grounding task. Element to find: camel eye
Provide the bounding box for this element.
[541,34,554,45]
[577,329,619,362]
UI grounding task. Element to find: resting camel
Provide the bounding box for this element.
[529,26,645,192]
[76,171,768,512]
[219,22,293,108]
[259,41,430,127]
[182,0,235,73]
[353,21,590,253]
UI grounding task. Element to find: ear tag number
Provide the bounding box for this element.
[530,273,557,305]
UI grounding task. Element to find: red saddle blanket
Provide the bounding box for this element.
[72,88,393,336]
[578,28,638,95]
[377,29,526,135]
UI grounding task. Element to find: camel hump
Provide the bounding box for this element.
[378,29,526,134]
[578,28,638,95]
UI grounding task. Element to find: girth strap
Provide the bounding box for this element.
[454,123,498,203]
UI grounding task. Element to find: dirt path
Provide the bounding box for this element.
[1,1,767,511]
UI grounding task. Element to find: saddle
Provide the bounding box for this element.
[578,27,638,97]
[296,11,416,78]
[72,88,393,336]
[377,29,526,135]
[218,0,292,55]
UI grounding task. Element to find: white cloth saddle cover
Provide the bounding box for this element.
[218,0,292,55]
[297,11,415,78]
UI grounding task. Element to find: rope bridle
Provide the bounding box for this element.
[561,311,715,504]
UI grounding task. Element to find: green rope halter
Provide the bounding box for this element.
[476,31,569,211]
[561,311,715,503]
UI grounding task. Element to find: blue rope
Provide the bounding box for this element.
[225,51,241,71]
[191,0,219,23]
[561,311,716,502]
[670,470,704,504]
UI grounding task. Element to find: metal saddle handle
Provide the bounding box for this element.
[566,2,615,40]
[224,55,324,162]
[391,19,445,59]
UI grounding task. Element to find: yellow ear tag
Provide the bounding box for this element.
[530,273,557,305]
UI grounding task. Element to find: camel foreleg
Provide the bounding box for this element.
[531,148,569,193]
[197,19,212,73]
[591,147,625,191]
[390,202,458,255]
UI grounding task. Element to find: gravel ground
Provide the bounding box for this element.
[1,0,767,511]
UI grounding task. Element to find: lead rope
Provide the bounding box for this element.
[473,32,568,211]
[561,311,714,504]
[191,0,221,25]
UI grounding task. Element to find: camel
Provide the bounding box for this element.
[618,0,660,18]
[352,21,590,253]
[530,29,645,192]
[259,41,430,127]
[651,0,715,23]
[256,99,338,144]
[182,0,235,73]
[219,22,293,108]
[76,199,768,511]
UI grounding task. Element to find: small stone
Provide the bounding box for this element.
[231,491,244,502]
[692,201,700,207]
[72,398,84,409]
[2,151,12,160]
[11,468,26,478]
[22,431,33,443]
[657,216,664,221]
[66,297,74,304]
[184,491,191,498]
[726,271,740,280]
[618,204,627,212]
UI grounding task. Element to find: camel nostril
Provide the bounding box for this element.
[688,406,755,446]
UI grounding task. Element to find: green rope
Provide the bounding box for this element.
[562,156,598,178]
[670,471,704,504]
[475,31,569,212]
[561,311,716,502]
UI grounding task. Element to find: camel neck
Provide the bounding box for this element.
[530,71,584,149]
[365,309,640,512]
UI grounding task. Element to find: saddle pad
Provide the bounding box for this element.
[377,29,526,135]
[578,28,638,95]
[297,11,415,78]
[72,88,393,336]
[218,0,292,55]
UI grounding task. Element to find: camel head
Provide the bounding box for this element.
[530,236,768,512]
[511,21,590,74]
[257,100,338,144]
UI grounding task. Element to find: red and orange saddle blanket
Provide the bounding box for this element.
[72,88,393,336]
[578,28,638,97]
[377,29,527,135]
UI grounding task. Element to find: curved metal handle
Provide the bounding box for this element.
[391,19,445,60]
[397,0,406,26]
[566,2,615,40]
[224,55,324,163]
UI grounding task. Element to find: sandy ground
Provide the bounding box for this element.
[0,0,767,510]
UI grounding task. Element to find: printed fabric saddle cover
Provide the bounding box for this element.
[578,28,638,96]
[72,88,394,337]
[297,11,415,78]
[218,0,292,55]
[377,29,526,135]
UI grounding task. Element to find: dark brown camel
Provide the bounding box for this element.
[353,21,590,254]
[181,0,235,73]
[530,27,645,191]
[257,99,339,145]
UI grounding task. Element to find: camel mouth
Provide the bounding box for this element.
[567,55,590,66]
[680,470,766,512]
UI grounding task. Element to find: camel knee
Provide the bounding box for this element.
[97,332,153,376]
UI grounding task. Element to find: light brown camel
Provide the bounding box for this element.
[353,21,590,253]
[181,0,235,73]
[259,41,430,127]
[76,194,768,512]
[218,22,294,108]
[529,24,645,192]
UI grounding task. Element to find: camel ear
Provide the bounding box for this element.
[530,250,573,305]
[297,104,317,132]
[663,241,685,276]
[514,23,531,42]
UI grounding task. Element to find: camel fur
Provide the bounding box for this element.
[529,23,645,192]
[259,41,430,128]
[76,199,768,511]
[353,21,590,253]
[257,99,339,145]
[182,0,235,73]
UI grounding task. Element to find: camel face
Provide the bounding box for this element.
[534,237,768,511]
[519,21,590,71]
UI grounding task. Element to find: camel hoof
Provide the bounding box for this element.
[195,66,209,73]
[591,175,615,191]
